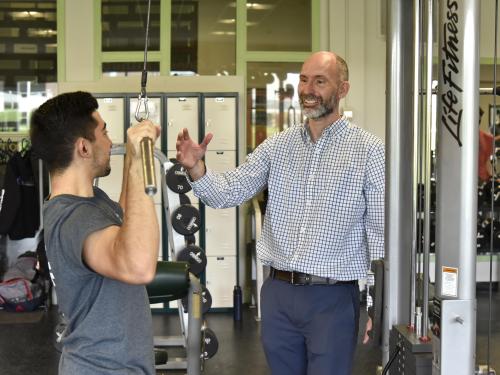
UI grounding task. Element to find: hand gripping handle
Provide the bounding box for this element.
[140,137,157,196]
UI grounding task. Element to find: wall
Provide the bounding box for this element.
[324,0,387,142]
[322,0,500,142]
[64,0,96,81]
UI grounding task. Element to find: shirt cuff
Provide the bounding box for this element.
[190,168,214,195]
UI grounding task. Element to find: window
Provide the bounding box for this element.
[246,0,311,51]
[0,0,57,132]
[101,0,161,52]
[171,0,236,75]
[246,62,303,150]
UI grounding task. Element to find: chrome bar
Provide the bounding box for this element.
[421,0,433,340]
[410,0,422,331]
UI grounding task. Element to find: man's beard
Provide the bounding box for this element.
[300,93,338,120]
[94,157,111,178]
[100,164,111,177]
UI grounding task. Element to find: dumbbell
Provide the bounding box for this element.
[166,162,192,194]
[181,284,212,314]
[478,182,492,206]
[201,326,219,360]
[179,193,191,205]
[477,226,488,252]
[171,204,201,235]
[429,228,435,253]
[176,245,207,276]
[430,179,436,210]
[185,234,196,245]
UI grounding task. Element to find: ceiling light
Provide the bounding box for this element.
[28,29,57,37]
[211,31,236,36]
[10,11,44,19]
[246,3,274,10]
[218,18,235,24]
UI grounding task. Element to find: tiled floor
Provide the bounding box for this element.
[0,289,498,375]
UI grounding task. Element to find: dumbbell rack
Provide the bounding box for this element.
[108,145,210,374]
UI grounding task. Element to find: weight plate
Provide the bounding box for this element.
[179,193,191,205]
[181,284,212,315]
[171,205,201,235]
[201,327,219,359]
[166,163,192,194]
[176,245,207,276]
[185,234,196,245]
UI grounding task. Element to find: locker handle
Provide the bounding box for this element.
[216,151,224,155]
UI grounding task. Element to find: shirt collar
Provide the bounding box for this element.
[300,116,349,143]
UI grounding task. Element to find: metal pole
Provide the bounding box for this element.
[434,0,480,373]
[187,274,202,375]
[421,0,433,340]
[488,3,499,371]
[410,0,421,331]
[384,0,415,365]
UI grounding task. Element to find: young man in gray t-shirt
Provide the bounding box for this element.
[30,91,160,375]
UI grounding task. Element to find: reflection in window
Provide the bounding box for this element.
[0,83,56,132]
[102,0,160,52]
[0,1,57,90]
[247,62,303,151]
[246,0,311,52]
[0,1,57,133]
[171,0,236,75]
[102,62,160,77]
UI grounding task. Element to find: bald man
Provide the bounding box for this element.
[176,51,385,375]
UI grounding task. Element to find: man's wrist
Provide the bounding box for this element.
[188,160,206,181]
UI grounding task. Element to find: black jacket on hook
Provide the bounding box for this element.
[0,150,39,240]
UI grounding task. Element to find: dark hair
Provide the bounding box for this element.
[30,91,99,174]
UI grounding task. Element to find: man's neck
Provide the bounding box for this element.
[49,167,95,198]
[307,112,342,142]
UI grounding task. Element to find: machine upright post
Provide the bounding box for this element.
[433,0,480,374]
[384,0,416,365]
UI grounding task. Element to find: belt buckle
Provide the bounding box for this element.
[291,272,309,286]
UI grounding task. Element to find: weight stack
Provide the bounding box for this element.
[388,325,433,375]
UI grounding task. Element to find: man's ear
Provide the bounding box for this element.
[75,138,91,159]
[338,81,350,99]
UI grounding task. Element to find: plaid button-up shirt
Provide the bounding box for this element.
[192,116,385,280]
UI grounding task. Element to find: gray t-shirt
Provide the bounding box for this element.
[44,187,154,375]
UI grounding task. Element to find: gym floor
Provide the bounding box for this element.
[0,288,498,375]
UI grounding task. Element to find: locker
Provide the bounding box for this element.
[205,150,236,172]
[205,207,236,256]
[166,96,199,151]
[96,97,125,143]
[204,97,236,150]
[206,256,236,308]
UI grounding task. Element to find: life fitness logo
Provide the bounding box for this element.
[441,0,463,147]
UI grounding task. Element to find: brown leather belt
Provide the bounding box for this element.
[270,267,357,286]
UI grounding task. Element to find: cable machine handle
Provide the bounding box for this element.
[140,137,157,196]
[135,0,156,196]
